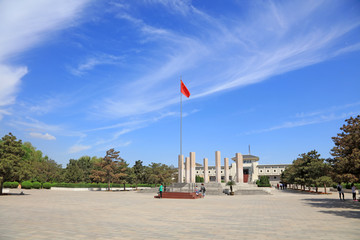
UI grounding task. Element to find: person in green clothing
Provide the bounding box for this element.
[159,183,163,198]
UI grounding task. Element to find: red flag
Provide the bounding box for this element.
[180,80,190,98]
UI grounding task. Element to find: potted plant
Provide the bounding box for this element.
[226,180,236,195]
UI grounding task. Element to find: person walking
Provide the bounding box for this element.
[351,183,357,201]
[201,183,206,198]
[337,182,344,200]
[159,183,163,199]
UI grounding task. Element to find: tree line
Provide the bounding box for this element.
[0,133,176,194]
[281,115,360,191]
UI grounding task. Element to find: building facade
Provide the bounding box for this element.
[192,154,289,185]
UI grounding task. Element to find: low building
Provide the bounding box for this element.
[194,155,289,185]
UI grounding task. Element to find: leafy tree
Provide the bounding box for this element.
[315,176,333,194]
[90,149,127,190]
[329,115,360,182]
[133,160,146,186]
[282,150,332,191]
[0,133,25,194]
[144,162,176,185]
[77,156,94,183]
[33,156,63,183]
[65,159,84,183]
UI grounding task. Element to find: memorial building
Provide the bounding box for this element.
[178,151,289,186]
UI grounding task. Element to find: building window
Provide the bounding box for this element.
[196,171,199,174]
[274,176,277,179]
[267,170,270,173]
[260,170,263,173]
[209,171,211,173]
[281,170,283,172]
[221,171,223,173]
[274,170,276,172]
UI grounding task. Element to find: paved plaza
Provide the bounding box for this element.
[0,189,359,239]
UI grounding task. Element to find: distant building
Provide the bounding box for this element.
[194,155,289,185]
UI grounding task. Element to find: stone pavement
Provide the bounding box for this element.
[0,189,359,239]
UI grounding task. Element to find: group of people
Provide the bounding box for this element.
[277,183,287,190]
[337,182,357,201]
[195,183,206,197]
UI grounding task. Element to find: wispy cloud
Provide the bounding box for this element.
[246,112,358,135]
[69,53,123,76]
[29,132,56,140]
[0,0,90,118]
[94,0,360,119]
[68,144,91,154]
[245,101,360,134]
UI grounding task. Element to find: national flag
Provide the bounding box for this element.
[180,80,190,98]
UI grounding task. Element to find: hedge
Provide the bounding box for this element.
[49,183,159,188]
[3,182,161,189]
[21,181,32,189]
[3,181,19,188]
[43,182,52,189]
[32,182,41,189]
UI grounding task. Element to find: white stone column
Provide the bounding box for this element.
[224,157,229,183]
[178,155,184,183]
[203,158,209,183]
[190,152,196,183]
[185,157,190,183]
[235,153,243,183]
[215,151,221,183]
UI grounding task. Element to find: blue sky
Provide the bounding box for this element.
[1,0,360,167]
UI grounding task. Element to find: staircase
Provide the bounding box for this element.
[154,192,202,199]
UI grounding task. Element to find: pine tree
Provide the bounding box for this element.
[90,149,127,190]
[329,115,360,182]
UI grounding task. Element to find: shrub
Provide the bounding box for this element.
[43,182,52,189]
[257,183,271,187]
[32,182,41,189]
[22,181,32,189]
[195,176,204,183]
[3,181,19,188]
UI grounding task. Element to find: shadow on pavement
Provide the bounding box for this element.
[0,191,30,196]
[302,198,360,219]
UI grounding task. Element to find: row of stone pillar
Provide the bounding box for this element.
[178,151,244,183]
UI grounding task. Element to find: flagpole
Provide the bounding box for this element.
[180,77,182,157]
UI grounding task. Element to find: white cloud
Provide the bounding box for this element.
[246,111,360,135]
[69,54,123,76]
[68,144,91,154]
[0,0,90,61]
[95,0,360,119]
[29,132,56,140]
[0,65,27,108]
[0,0,90,117]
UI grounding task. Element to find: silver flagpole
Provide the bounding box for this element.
[180,77,182,157]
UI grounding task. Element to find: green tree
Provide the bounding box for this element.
[282,150,332,191]
[34,156,63,183]
[77,156,94,183]
[0,133,25,194]
[90,149,127,190]
[65,159,84,183]
[329,115,360,182]
[144,162,176,185]
[133,160,146,186]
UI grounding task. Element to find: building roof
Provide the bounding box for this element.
[231,154,259,161]
[258,164,291,167]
